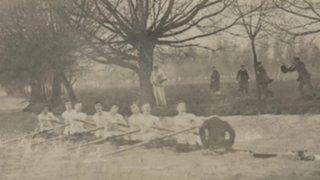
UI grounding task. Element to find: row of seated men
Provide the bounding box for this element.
[37,102,204,146]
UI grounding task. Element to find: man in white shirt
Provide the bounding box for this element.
[150,65,167,106]
[64,102,87,135]
[62,101,74,124]
[130,103,162,141]
[128,103,142,130]
[37,106,60,131]
[107,105,127,127]
[92,102,110,138]
[172,102,202,146]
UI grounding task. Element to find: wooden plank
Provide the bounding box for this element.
[74,119,96,127]
[2,124,69,145]
[103,126,199,156]
[68,129,140,150]
[32,127,104,146]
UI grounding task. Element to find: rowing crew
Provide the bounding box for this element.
[37,102,205,145]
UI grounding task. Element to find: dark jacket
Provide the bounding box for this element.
[199,117,235,150]
[210,70,220,91]
[256,65,271,84]
[288,61,311,81]
[237,69,249,83]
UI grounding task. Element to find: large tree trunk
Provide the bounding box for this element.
[30,77,47,103]
[137,71,154,104]
[250,38,261,99]
[137,40,156,104]
[50,70,62,105]
[60,71,77,103]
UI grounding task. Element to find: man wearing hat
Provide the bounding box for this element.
[236,65,250,96]
[150,65,167,106]
[286,57,314,97]
[210,66,221,96]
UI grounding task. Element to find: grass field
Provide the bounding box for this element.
[75,79,320,117]
[2,79,320,138]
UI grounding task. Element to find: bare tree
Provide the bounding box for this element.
[273,0,320,37]
[231,0,274,99]
[55,0,251,103]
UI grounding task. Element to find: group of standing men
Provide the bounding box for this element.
[209,57,315,99]
[210,65,251,96]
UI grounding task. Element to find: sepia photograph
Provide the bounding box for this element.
[0,0,320,179]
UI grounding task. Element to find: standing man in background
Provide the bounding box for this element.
[287,57,314,98]
[210,66,221,96]
[236,65,249,96]
[150,65,167,106]
[256,62,273,99]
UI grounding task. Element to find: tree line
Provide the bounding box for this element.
[0,0,319,108]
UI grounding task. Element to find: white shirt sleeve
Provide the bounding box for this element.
[152,116,162,127]
[117,114,127,125]
[48,112,59,121]
[150,72,156,84]
[80,113,87,120]
[160,70,167,80]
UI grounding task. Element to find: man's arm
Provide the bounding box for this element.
[159,78,167,84]
[245,70,249,80]
[159,71,167,84]
[287,64,296,72]
[236,71,240,81]
[118,115,128,125]
[51,113,60,121]
[150,73,156,85]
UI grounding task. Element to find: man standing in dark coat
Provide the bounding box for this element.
[236,65,249,95]
[287,57,314,97]
[256,62,273,99]
[210,66,221,96]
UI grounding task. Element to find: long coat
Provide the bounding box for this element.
[236,69,249,83]
[256,66,271,85]
[210,70,220,92]
[288,61,311,82]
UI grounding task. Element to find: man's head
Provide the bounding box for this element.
[65,101,73,111]
[212,65,216,70]
[41,106,49,114]
[241,65,245,70]
[130,103,140,114]
[257,62,262,67]
[74,103,83,112]
[94,102,103,113]
[293,57,300,63]
[176,102,187,113]
[142,103,151,115]
[110,105,119,114]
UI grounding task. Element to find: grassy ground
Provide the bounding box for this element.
[75,79,320,116]
[2,79,320,137]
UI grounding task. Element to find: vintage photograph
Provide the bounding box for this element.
[0,0,320,179]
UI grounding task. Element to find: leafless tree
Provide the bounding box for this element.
[55,0,252,103]
[231,0,275,99]
[273,0,320,37]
